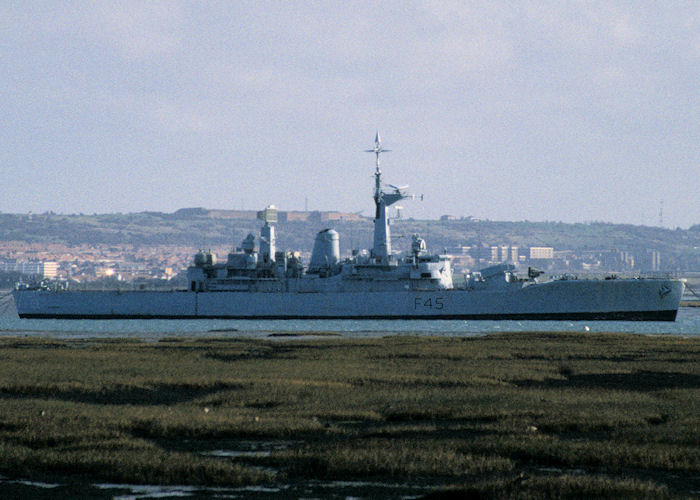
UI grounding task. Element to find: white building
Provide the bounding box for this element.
[0,260,58,278]
[41,261,59,278]
[529,247,554,260]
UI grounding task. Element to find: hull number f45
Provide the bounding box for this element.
[414,297,445,310]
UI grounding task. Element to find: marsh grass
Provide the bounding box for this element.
[425,474,672,500]
[0,333,697,497]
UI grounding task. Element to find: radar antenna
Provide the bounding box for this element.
[365,131,391,176]
[365,132,392,214]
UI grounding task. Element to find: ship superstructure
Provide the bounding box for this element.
[13,135,684,320]
[186,133,452,295]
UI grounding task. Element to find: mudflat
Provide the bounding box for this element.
[0,333,697,498]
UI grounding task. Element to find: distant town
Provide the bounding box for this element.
[1,208,699,287]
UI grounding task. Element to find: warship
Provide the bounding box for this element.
[13,135,684,320]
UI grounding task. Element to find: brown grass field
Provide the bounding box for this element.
[0,332,697,498]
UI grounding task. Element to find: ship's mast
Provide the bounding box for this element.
[365,133,410,263]
[366,132,389,219]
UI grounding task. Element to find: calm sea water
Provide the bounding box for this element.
[1,307,699,340]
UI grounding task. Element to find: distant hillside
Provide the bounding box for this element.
[1,210,699,270]
[0,210,370,249]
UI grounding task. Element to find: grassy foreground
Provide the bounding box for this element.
[0,332,697,498]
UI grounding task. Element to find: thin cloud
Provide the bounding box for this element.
[19,1,184,60]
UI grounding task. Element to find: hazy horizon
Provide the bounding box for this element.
[5,205,698,230]
[2,2,698,228]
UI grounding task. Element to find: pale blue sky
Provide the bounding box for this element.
[1,1,698,227]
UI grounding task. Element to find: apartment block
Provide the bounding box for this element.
[529,247,554,260]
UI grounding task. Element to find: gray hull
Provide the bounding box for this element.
[13,278,684,321]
